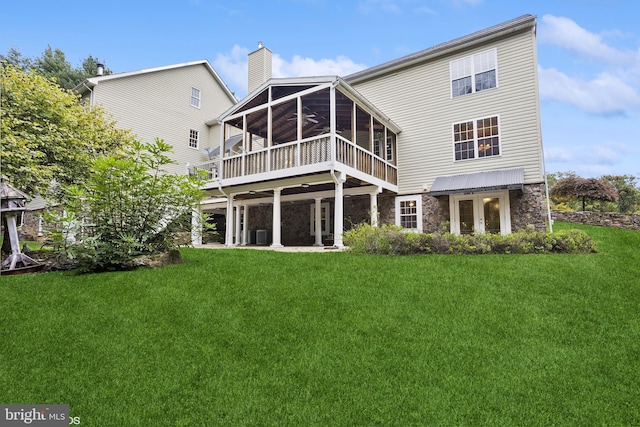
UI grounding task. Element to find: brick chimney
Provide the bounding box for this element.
[247,41,272,94]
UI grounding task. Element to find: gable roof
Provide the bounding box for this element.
[345,14,536,84]
[74,60,237,103]
[211,75,401,133]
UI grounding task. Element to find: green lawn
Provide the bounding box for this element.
[1,222,639,426]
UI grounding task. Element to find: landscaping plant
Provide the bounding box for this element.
[45,139,206,272]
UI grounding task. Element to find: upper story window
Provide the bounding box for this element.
[189,129,199,149]
[190,87,201,108]
[450,48,497,98]
[453,116,500,161]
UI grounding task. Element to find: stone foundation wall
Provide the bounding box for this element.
[418,183,547,233]
[422,194,450,233]
[552,211,640,230]
[509,183,547,232]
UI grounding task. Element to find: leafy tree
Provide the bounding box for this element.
[1,64,131,196]
[0,47,33,71]
[551,176,619,211]
[600,175,639,213]
[48,139,207,272]
[34,46,81,90]
[1,64,132,254]
[1,46,111,89]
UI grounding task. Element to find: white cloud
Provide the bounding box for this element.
[545,140,635,177]
[273,54,367,78]
[544,146,571,163]
[213,45,368,97]
[539,15,635,64]
[538,66,640,115]
[213,45,249,96]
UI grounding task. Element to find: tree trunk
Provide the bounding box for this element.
[582,196,586,212]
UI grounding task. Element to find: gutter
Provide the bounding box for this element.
[346,15,536,85]
[80,82,94,110]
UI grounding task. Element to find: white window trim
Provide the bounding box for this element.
[191,87,201,108]
[395,195,423,232]
[451,114,501,162]
[449,190,511,235]
[450,48,498,98]
[189,129,200,150]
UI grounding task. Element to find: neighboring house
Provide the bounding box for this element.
[195,14,549,247]
[20,60,237,240]
[74,60,238,176]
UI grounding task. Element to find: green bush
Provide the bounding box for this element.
[43,139,207,273]
[343,223,597,255]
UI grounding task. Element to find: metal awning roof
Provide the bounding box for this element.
[429,168,524,196]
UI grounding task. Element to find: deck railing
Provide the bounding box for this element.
[191,135,397,185]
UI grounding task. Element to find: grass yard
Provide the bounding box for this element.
[1,222,639,426]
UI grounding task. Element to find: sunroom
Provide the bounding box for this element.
[194,76,401,248]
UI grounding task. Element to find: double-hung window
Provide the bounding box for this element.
[190,87,201,108]
[395,195,422,232]
[189,129,199,149]
[450,48,497,98]
[453,116,500,161]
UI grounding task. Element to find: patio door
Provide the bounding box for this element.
[450,191,510,235]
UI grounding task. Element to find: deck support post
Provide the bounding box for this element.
[271,187,283,248]
[332,173,346,248]
[191,204,202,246]
[314,197,323,246]
[370,187,381,227]
[235,203,241,246]
[225,194,235,247]
[242,204,249,246]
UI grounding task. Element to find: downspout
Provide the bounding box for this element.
[542,140,553,233]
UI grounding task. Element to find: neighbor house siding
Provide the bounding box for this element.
[350,26,543,195]
[91,64,235,175]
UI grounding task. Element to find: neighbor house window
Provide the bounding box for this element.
[450,48,497,98]
[395,195,422,232]
[189,129,199,149]
[190,87,201,108]
[453,116,500,161]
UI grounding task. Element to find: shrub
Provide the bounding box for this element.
[43,139,207,273]
[344,223,596,255]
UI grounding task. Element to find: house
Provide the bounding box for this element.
[19,60,238,241]
[194,14,549,247]
[74,60,238,176]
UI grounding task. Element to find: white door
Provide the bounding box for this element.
[450,191,511,235]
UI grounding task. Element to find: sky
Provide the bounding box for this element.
[2,0,639,178]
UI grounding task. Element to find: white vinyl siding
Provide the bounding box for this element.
[349,27,543,194]
[90,64,235,175]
